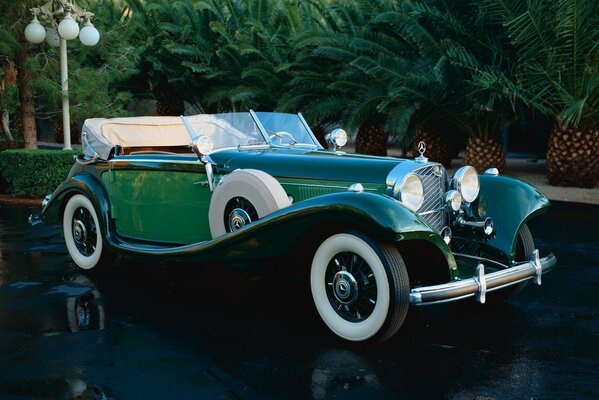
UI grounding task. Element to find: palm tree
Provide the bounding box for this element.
[480,0,598,187]
[172,0,315,113]
[124,0,213,115]
[283,0,406,155]
[371,0,524,171]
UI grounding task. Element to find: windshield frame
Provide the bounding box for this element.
[249,110,323,150]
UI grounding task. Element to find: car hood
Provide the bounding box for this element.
[209,147,408,184]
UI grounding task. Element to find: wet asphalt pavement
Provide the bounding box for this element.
[0,201,597,399]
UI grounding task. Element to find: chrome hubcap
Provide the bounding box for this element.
[71,207,97,257]
[333,271,359,305]
[73,220,87,245]
[325,252,377,322]
[228,208,252,232]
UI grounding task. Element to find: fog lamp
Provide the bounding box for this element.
[445,190,462,212]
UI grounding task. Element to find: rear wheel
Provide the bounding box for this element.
[63,194,112,270]
[310,233,410,343]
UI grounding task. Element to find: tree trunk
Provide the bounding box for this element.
[1,109,15,146]
[463,136,506,172]
[412,128,452,167]
[311,125,328,148]
[0,80,15,146]
[546,122,599,188]
[355,120,388,156]
[16,30,37,149]
[155,84,185,116]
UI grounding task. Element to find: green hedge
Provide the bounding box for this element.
[0,149,80,197]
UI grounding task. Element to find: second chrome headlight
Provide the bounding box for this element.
[452,166,480,203]
[393,173,424,212]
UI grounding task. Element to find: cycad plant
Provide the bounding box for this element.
[481,0,598,187]
[283,0,407,155]
[379,0,524,171]
[178,0,313,113]
[125,0,213,115]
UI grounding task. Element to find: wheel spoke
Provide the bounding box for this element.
[326,251,377,322]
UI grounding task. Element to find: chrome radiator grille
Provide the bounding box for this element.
[414,164,448,232]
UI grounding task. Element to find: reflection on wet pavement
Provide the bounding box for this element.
[0,202,597,399]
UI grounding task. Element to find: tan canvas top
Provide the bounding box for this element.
[81,115,249,160]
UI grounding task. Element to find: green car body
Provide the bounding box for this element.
[33,112,556,343]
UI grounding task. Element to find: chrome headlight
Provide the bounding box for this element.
[452,166,480,203]
[393,173,424,212]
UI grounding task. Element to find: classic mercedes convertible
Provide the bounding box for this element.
[30,111,556,343]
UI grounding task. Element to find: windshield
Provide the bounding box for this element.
[254,112,318,147]
[183,112,318,150]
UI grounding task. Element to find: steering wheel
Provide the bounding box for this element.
[268,131,296,145]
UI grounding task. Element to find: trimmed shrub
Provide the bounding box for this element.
[0,149,79,197]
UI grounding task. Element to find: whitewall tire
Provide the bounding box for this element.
[310,233,410,343]
[63,194,106,270]
[208,169,290,238]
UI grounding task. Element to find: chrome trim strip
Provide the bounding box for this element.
[281,182,378,192]
[298,112,324,149]
[410,252,556,306]
[419,208,446,216]
[110,158,202,165]
[249,109,270,143]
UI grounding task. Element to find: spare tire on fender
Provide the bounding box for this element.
[208,169,291,238]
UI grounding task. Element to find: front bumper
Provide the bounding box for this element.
[410,250,556,305]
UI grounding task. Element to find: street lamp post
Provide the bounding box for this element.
[24,0,100,150]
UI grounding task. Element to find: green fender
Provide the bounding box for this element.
[474,175,550,263]
[42,172,113,243]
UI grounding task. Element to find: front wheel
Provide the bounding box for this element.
[489,223,535,303]
[63,194,111,270]
[310,233,410,343]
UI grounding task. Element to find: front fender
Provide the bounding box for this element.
[474,175,550,262]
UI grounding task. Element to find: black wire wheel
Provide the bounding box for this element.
[224,196,259,233]
[63,194,111,270]
[311,233,410,343]
[324,251,378,322]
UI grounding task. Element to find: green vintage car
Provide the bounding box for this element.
[30,111,556,343]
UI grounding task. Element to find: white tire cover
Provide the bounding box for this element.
[63,194,104,270]
[209,169,291,238]
[311,233,391,342]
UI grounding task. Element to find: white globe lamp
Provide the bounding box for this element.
[79,21,100,46]
[45,28,61,47]
[58,13,80,40]
[24,16,46,44]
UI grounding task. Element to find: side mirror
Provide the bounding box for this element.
[191,135,214,158]
[325,128,348,151]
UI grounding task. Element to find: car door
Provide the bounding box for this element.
[102,156,213,244]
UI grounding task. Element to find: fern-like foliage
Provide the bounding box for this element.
[479,0,599,127]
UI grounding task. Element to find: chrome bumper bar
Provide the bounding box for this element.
[410,250,557,305]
